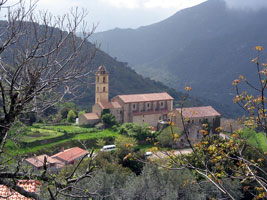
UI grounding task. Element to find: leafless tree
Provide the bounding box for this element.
[0,0,99,199]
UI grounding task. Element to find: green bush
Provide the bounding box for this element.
[156,126,180,148]
[78,111,86,117]
[67,110,76,123]
[118,123,155,142]
[101,113,116,128]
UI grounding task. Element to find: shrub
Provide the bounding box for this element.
[101,113,116,128]
[78,111,86,117]
[67,110,76,123]
[118,123,155,142]
[156,126,180,148]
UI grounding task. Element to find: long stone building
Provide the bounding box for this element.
[79,65,173,127]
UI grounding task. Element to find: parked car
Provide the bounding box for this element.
[145,152,152,157]
[101,145,116,152]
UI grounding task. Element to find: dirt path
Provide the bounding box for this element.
[150,148,193,159]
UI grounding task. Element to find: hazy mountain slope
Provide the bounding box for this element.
[0,20,206,114]
[90,0,267,116]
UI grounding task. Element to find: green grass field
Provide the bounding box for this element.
[5,124,156,157]
[6,124,120,156]
[20,128,64,142]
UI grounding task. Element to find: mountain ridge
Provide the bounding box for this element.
[0,20,211,116]
[90,0,267,117]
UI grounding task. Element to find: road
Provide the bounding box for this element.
[150,148,193,159]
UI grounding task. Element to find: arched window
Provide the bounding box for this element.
[97,76,99,83]
[103,77,106,83]
[103,86,106,92]
[97,87,99,92]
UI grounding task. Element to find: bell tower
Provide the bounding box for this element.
[95,65,109,104]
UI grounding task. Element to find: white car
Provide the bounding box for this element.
[101,145,116,152]
[145,152,152,157]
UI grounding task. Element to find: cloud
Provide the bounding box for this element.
[224,0,267,11]
[100,0,206,10]
[100,0,141,9]
[0,0,208,32]
[143,0,206,9]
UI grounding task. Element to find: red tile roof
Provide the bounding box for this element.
[116,92,174,103]
[52,147,88,163]
[176,106,221,118]
[82,113,100,120]
[98,101,122,109]
[0,180,41,200]
[25,154,58,168]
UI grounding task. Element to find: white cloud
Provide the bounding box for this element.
[144,0,206,9]
[0,0,208,31]
[224,0,267,10]
[100,0,141,9]
[100,0,206,10]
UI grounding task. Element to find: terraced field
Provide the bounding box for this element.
[7,124,119,156]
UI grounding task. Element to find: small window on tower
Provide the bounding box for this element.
[103,77,106,83]
[97,87,99,92]
[97,77,99,83]
[103,86,106,92]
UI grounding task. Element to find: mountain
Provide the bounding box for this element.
[90,0,267,117]
[0,20,206,115]
[76,46,205,112]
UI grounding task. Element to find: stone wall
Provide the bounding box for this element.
[110,108,123,123]
[78,114,100,126]
[133,113,163,127]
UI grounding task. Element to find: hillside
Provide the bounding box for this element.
[0,20,206,115]
[76,49,204,112]
[90,0,267,117]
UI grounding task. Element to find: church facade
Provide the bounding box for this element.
[79,65,173,127]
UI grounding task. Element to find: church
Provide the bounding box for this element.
[79,65,174,127]
[79,65,221,146]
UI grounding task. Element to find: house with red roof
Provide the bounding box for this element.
[25,147,88,173]
[0,180,41,200]
[51,147,88,165]
[25,154,62,173]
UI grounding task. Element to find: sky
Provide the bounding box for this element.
[2,0,267,32]
[2,0,207,32]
